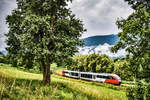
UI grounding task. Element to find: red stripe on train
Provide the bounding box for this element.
[104,75,119,85]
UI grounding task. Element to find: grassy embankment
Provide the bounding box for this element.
[0,63,127,100]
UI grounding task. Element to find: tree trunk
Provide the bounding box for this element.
[46,55,51,84]
[41,60,46,84]
[41,56,51,85]
[133,74,136,82]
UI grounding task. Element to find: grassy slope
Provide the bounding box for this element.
[53,76,126,100]
[0,64,127,100]
[54,69,127,100]
[0,64,91,100]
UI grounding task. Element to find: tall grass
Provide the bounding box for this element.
[0,64,94,100]
[0,73,52,99]
[0,64,127,100]
[0,73,94,100]
[53,75,127,100]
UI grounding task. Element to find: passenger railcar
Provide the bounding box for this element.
[62,70,121,85]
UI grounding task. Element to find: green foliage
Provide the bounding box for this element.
[7,0,85,62]
[68,54,88,71]
[122,81,135,85]
[0,56,9,64]
[69,54,114,73]
[0,57,6,64]
[113,59,132,81]
[6,0,86,61]
[124,0,150,10]
[126,81,150,100]
[111,0,150,99]
[111,0,150,82]
[6,0,86,84]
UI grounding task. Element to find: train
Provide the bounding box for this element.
[62,70,121,85]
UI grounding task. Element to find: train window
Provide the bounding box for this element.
[109,76,115,80]
[103,76,107,79]
[81,74,86,78]
[71,72,78,76]
[105,76,115,80]
[97,75,103,78]
[81,74,92,79]
[64,71,68,73]
[106,76,111,79]
[87,74,92,79]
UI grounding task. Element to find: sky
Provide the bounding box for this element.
[70,0,133,38]
[78,43,127,58]
[0,0,133,51]
[0,0,17,51]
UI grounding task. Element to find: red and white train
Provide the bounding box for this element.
[62,70,121,85]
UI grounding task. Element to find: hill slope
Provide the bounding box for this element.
[82,34,119,46]
[0,63,127,100]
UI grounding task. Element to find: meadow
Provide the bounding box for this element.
[0,63,128,100]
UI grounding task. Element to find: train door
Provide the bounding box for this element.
[93,75,96,81]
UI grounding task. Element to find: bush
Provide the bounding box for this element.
[0,57,5,63]
[0,56,9,64]
[126,81,150,100]
[69,54,114,73]
[113,60,131,81]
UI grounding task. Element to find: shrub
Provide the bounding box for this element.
[126,81,150,100]
[69,54,114,73]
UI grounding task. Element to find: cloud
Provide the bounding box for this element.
[78,43,127,58]
[0,0,133,51]
[0,0,17,51]
[0,34,6,51]
[70,0,133,38]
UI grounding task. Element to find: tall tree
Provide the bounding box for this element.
[6,9,22,67]
[111,1,150,99]
[6,0,85,85]
[111,0,150,82]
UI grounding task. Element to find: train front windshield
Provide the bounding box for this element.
[114,75,121,81]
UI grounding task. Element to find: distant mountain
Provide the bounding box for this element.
[0,51,3,55]
[0,50,8,55]
[78,34,127,58]
[82,34,119,46]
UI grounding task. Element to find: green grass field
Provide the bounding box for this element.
[0,63,128,100]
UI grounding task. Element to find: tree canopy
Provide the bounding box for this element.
[111,0,150,82]
[111,1,150,99]
[69,54,114,73]
[6,0,86,84]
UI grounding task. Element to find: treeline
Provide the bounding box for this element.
[0,56,9,64]
[67,53,134,81]
[0,55,41,73]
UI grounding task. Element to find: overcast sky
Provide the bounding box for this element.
[0,0,133,51]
